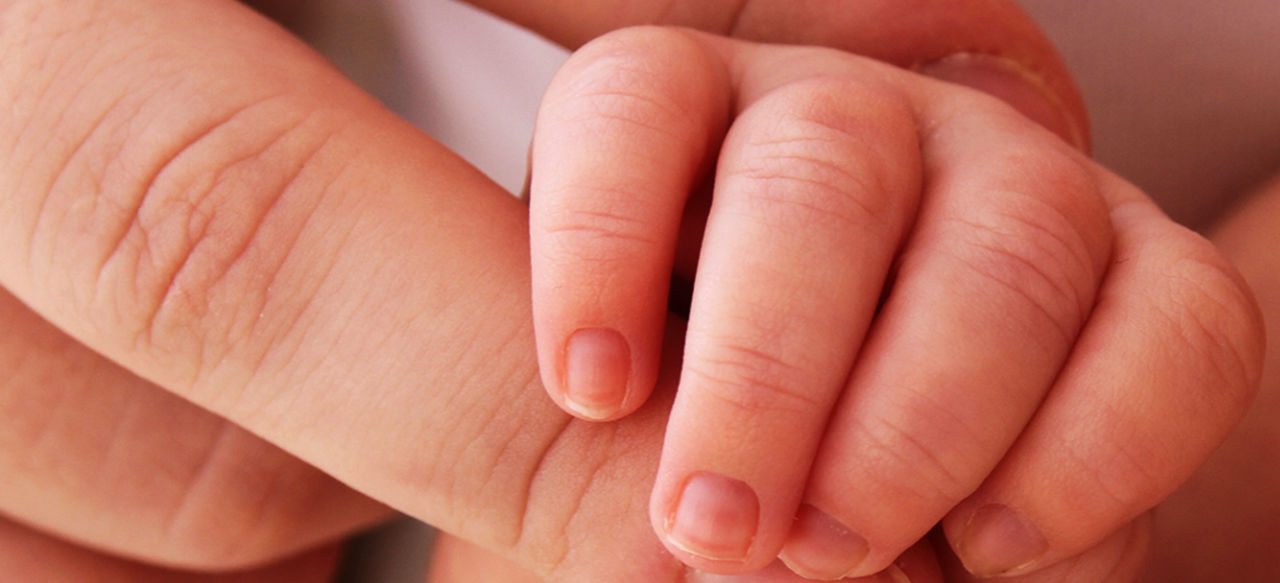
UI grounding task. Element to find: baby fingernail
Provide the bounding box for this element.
[956,504,1049,577]
[778,504,870,580]
[563,327,630,420]
[667,472,759,562]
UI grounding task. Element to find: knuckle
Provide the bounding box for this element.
[536,194,662,265]
[940,187,1108,349]
[852,399,988,506]
[87,95,349,396]
[684,339,824,417]
[729,78,917,233]
[549,27,711,139]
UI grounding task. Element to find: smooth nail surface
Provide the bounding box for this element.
[779,504,870,580]
[956,503,1049,577]
[563,327,630,419]
[667,472,759,562]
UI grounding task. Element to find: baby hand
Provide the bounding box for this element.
[528,28,1263,580]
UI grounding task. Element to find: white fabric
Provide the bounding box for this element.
[385,0,568,195]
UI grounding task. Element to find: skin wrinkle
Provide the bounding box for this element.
[0,295,223,564]
[237,171,361,413]
[433,356,521,534]
[1151,294,1254,414]
[986,202,1102,316]
[130,111,360,420]
[27,84,125,272]
[161,423,234,550]
[542,213,664,255]
[514,413,576,561]
[93,386,148,490]
[125,96,305,356]
[734,162,885,232]
[234,135,350,390]
[95,93,267,286]
[93,97,268,354]
[535,430,617,579]
[226,180,378,422]
[685,361,823,418]
[401,278,568,546]
[559,85,691,137]
[958,235,1083,348]
[16,372,77,475]
[0,4,1264,579]
[861,411,975,507]
[220,448,300,568]
[880,380,1004,473]
[1159,264,1264,394]
[3,0,98,171]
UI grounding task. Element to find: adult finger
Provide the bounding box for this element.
[0,6,778,582]
[463,0,1088,149]
[530,30,730,420]
[940,175,1264,577]
[648,64,921,573]
[0,288,389,570]
[0,515,340,583]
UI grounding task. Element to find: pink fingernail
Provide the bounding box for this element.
[666,472,759,562]
[779,504,870,580]
[563,328,630,420]
[956,503,1049,577]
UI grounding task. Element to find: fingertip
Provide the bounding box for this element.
[948,503,1049,577]
[561,327,632,421]
[778,504,871,580]
[663,472,761,564]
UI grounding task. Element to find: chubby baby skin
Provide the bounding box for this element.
[528,27,1263,581]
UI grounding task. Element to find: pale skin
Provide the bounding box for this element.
[0,1,1271,582]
